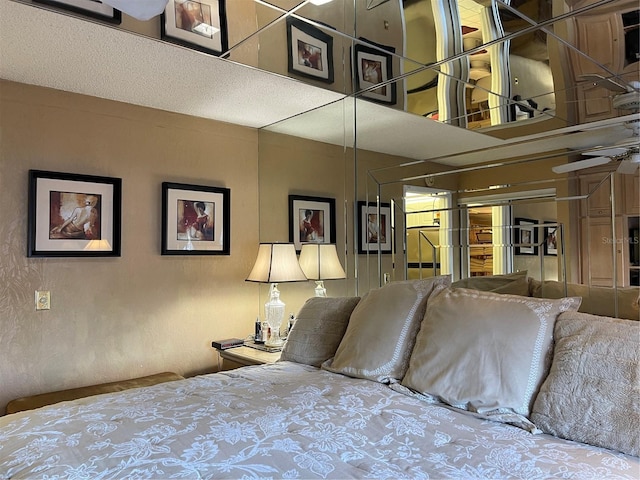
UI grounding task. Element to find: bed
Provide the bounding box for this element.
[1,362,637,479]
[1,276,639,478]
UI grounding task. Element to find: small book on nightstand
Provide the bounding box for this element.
[211,338,245,350]
[244,341,282,353]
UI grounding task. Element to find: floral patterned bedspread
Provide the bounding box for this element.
[1,362,638,479]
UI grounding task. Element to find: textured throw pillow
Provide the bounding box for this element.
[402,287,581,431]
[531,311,639,457]
[322,276,451,383]
[451,270,528,292]
[279,297,360,367]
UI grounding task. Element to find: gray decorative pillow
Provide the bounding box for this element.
[487,274,531,296]
[451,270,528,293]
[402,287,581,431]
[531,311,639,456]
[322,276,451,384]
[531,280,640,321]
[279,297,360,367]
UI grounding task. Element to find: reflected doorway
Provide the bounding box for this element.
[404,185,453,279]
[458,196,514,280]
[467,206,495,276]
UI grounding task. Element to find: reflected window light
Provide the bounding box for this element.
[309,0,333,5]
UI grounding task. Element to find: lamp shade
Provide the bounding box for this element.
[101,0,168,20]
[246,243,307,283]
[84,239,112,251]
[298,244,346,280]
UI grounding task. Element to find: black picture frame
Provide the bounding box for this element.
[162,182,230,255]
[161,0,229,56]
[544,225,558,256]
[286,17,335,84]
[28,170,122,257]
[33,0,121,23]
[353,38,396,105]
[515,217,538,255]
[358,201,392,254]
[289,195,336,252]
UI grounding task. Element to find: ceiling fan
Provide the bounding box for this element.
[552,76,640,175]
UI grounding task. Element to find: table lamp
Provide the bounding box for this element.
[298,244,346,297]
[246,243,307,347]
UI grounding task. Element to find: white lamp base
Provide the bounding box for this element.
[314,280,327,297]
[265,331,284,347]
[265,283,285,347]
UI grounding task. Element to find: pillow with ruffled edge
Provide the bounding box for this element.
[279,296,360,367]
[401,287,581,432]
[531,311,639,456]
[322,276,451,384]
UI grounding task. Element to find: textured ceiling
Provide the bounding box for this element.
[0,0,636,166]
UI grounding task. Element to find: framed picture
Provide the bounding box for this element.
[289,195,336,252]
[161,0,228,56]
[162,182,230,255]
[358,201,392,254]
[28,170,122,257]
[33,0,121,23]
[515,217,538,255]
[353,38,396,104]
[286,17,334,84]
[544,225,558,256]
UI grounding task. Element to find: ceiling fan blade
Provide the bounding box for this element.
[552,156,611,174]
[582,146,628,157]
[577,74,628,93]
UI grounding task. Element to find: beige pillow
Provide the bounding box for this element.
[531,311,639,457]
[279,297,360,367]
[322,276,451,383]
[532,280,639,321]
[402,287,581,431]
[451,270,528,292]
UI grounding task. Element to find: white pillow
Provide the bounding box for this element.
[402,287,581,431]
[322,276,451,384]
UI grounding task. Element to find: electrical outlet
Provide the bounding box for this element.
[35,291,50,310]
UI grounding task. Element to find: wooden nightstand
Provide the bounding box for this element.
[215,345,281,371]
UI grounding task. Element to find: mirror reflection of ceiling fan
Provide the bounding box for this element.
[553,76,640,175]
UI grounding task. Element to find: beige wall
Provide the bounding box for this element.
[0,81,260,414]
